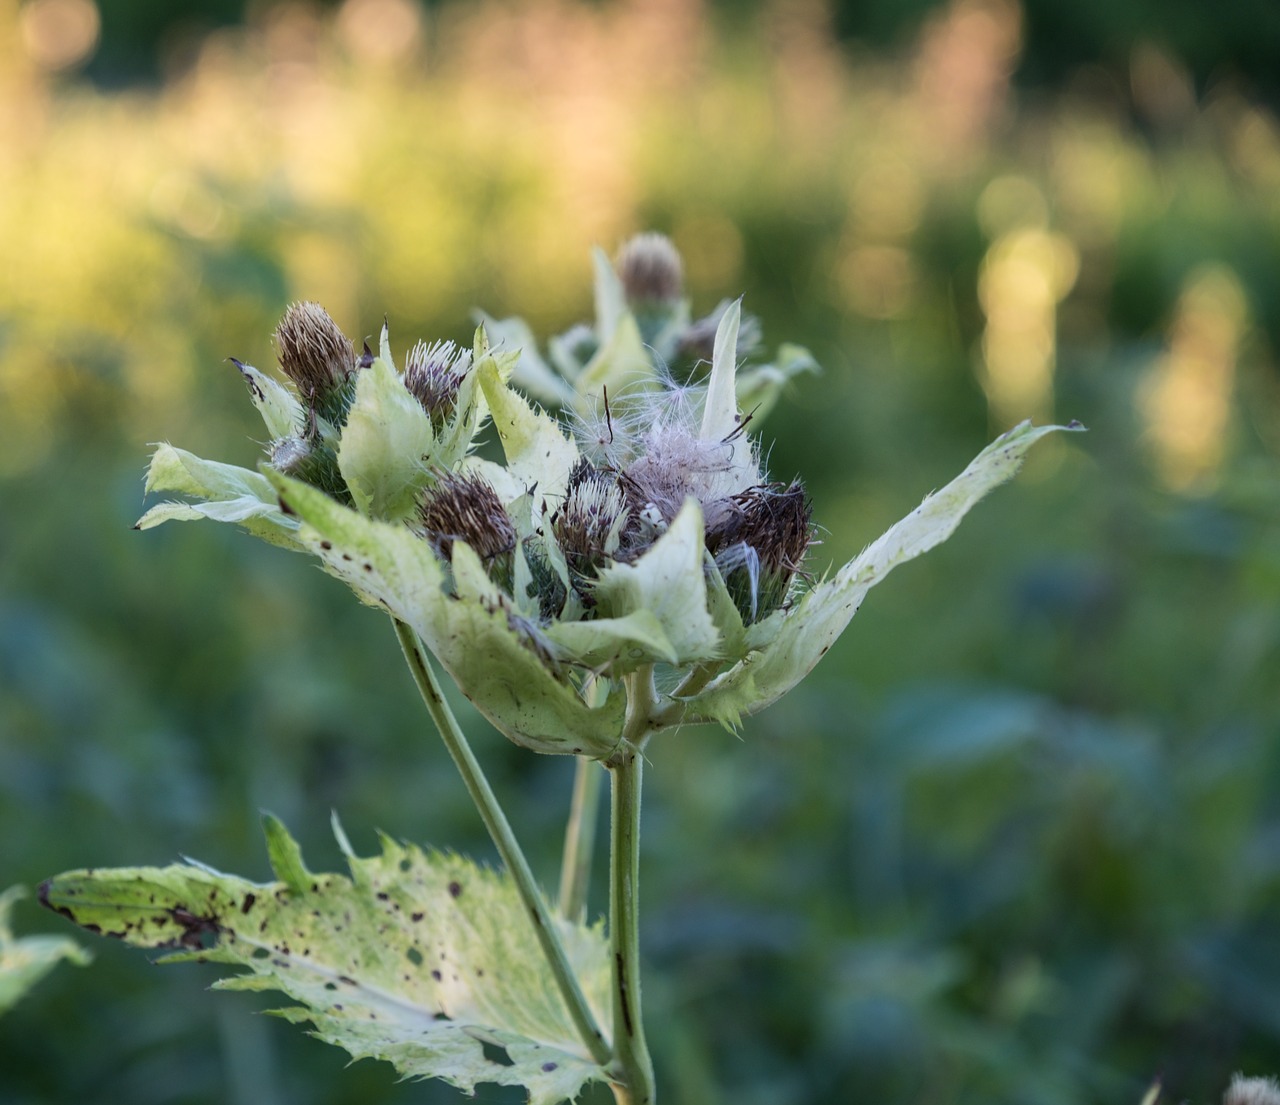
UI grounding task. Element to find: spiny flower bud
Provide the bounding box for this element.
[274,302,358,425]
[267,435,349,502]
[553,460,632,596]
[706,481,814,623]
[404,339,472,430]
[617,232,684,306]
[1225,1075,1280,1105]
[417,471,517,591]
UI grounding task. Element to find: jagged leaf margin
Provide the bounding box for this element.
[40,817,611,1105]
[0,886,90,1015]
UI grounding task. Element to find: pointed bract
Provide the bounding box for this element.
[675,422,1083,727]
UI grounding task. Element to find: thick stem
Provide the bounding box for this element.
[606,669,657,1104]
[558,755,603,924]
[392,619,611,1068]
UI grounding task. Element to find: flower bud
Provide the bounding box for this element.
[404,339,472,430]
[552,459,632,598]
[267,435,349,502]
[706,481,814,623]
[417,471,517,592]
[273,302,358,426]
[617,232,683,307]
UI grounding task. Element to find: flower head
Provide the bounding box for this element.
[139,240,1080,756]
[274,301,359,426]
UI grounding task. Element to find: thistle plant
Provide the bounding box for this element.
[40,234,1079,1104]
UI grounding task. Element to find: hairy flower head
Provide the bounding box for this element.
[404,339,472,430]
[417,470,517,591]
[274,301,358,425]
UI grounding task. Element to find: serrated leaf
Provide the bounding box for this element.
[0,886,90,1015]
[336,357,435,521]
[264,472,625,757]
[139,444,300,548]
[234,360,304,440]
[40,822,611,1105]
[477,360,582,505]
[681,422,1082,726]
[475,312,576,407]
[592,498,721,666]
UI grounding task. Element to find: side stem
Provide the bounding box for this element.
[558,755,603,923]
[607,669,657,1104]
[392,619,611,1068]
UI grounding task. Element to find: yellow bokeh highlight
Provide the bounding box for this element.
[977,178,1079,427]
[1138,266,1248,493]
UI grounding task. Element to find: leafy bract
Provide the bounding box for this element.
[264,471,625,758]
[678,421,1083,727]
[235,360,304,440]
[477,358,581,505]
[0,886,90,1015]
[138,444,300,549]
[593,499,722,667]
[475,311,576,407]
[39,818,612,1105]
[337,356,435,521]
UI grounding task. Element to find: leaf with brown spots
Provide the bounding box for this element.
[39,816,611,1105]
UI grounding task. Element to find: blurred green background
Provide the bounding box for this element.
[4,0,1280,1102]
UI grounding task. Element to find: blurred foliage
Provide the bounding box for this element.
[4,1,1280,1103]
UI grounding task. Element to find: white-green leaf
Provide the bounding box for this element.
[680,422,1082,726]
[592,498,721,666]
[139,444,300,548]
[574,313,658,407]
[700,298,741,444]
[0,886,90,1015]
[265,472,625,757]
[336,357,435,521]
[475,312,575,407]
[591,246,627,344]
[477,360,582,505]
[543,609,678,671]
[40,820,611,1105]
[235,361,303,440]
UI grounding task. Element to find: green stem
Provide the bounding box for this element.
[558,755,603,923]
[606,669,657,1104]
[392,619,611,1068]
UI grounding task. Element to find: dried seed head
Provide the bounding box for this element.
[418,471,517,588]
[621,422,758,531]
[404,339,472,429]
[553,460,632,592]
[1225,1076,1280,1105]
[617,232,684,306]
[274,302,357,410]
[706,481,814,623]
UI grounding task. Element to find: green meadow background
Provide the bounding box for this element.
[4,1,1280,1102]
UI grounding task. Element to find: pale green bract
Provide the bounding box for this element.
[664,420,1080,728]
[0,885,90,1016]
[39,817,612,1105]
